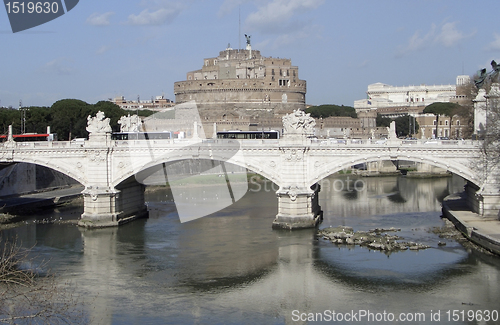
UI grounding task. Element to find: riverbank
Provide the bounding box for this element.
[0,185,84,228]
[442,193,500,256]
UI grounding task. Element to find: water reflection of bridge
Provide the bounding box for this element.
[7,181,499,324]
[320,175,466,218]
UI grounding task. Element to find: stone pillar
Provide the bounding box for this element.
[79,112,149,228]
[471,84,500,219]
[273,110,323,229]
[464,139,500,219]
[474,89,487,138]
[473,167,500,219]
[79,182,148,228]
[79,186,121,228]
[8,125,13,142]
[273,184,322,230]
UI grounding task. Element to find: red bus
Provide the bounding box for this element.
[0,133,57,142]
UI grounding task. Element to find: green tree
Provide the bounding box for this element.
[49,99,91,140]
[305,104,357,118]
[0,99,132,140]
[88,101,126,133]
[376,114,419,138]
[25,106,51,134]
[393,115,419,138]
[0,108,21,135]
[376,113,391,128]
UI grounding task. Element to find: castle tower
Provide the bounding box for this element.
[174,46,306,119]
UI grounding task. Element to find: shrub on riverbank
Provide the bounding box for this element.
[0,237,86,324]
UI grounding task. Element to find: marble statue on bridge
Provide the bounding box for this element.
[474,60,500,88]
[118,114,142,133]
[86,111,112,134]
[282,109,316,137]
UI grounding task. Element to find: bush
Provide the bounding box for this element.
[0,237,86,324]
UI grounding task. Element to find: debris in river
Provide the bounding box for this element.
[317,226,431,252]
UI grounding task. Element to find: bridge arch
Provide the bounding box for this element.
[307,154,479,189]
[0,157,84,186]
[112,154,280,189]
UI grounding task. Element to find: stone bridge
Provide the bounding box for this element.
[0,111,498,229]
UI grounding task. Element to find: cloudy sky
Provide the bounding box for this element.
[1,0,499,108]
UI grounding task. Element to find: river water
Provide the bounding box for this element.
[3,174,500,324]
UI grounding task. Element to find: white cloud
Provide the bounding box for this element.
[435,22,469,47]
[39,58,74,75]
[218,0,249,17]
[126,2,183,26]
[96,45,114,55]
[396,21,472,57]
[486,33,500,51]
[272,24,322,48]
[396,25,436,57]
[86,12,115,26]
[245,0,324,34]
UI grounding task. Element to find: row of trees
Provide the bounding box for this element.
[0,98,476,140]
[0,99,155,141]
[305,104,357,119]
[376,114,420,138]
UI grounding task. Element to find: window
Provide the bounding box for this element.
[456,120,460,126]
[445,120,448,126]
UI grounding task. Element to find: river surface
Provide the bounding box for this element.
[3,174,500,324]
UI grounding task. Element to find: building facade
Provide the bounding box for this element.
[112,95,175,111]
[354,75,471,117]
[174,45,306,119]
[415,113,465,139]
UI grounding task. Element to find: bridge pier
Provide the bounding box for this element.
[78,181,149,228]
[273,184,323,230]
[466,182,500,220]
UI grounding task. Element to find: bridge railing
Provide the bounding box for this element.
[0,138,482,149]
[111,138,281,147]
[309,138,481,147]
[0,141,83,149]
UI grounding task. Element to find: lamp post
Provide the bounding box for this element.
[19,100,26,134]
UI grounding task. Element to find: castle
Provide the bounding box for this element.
[174,42,306,119]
